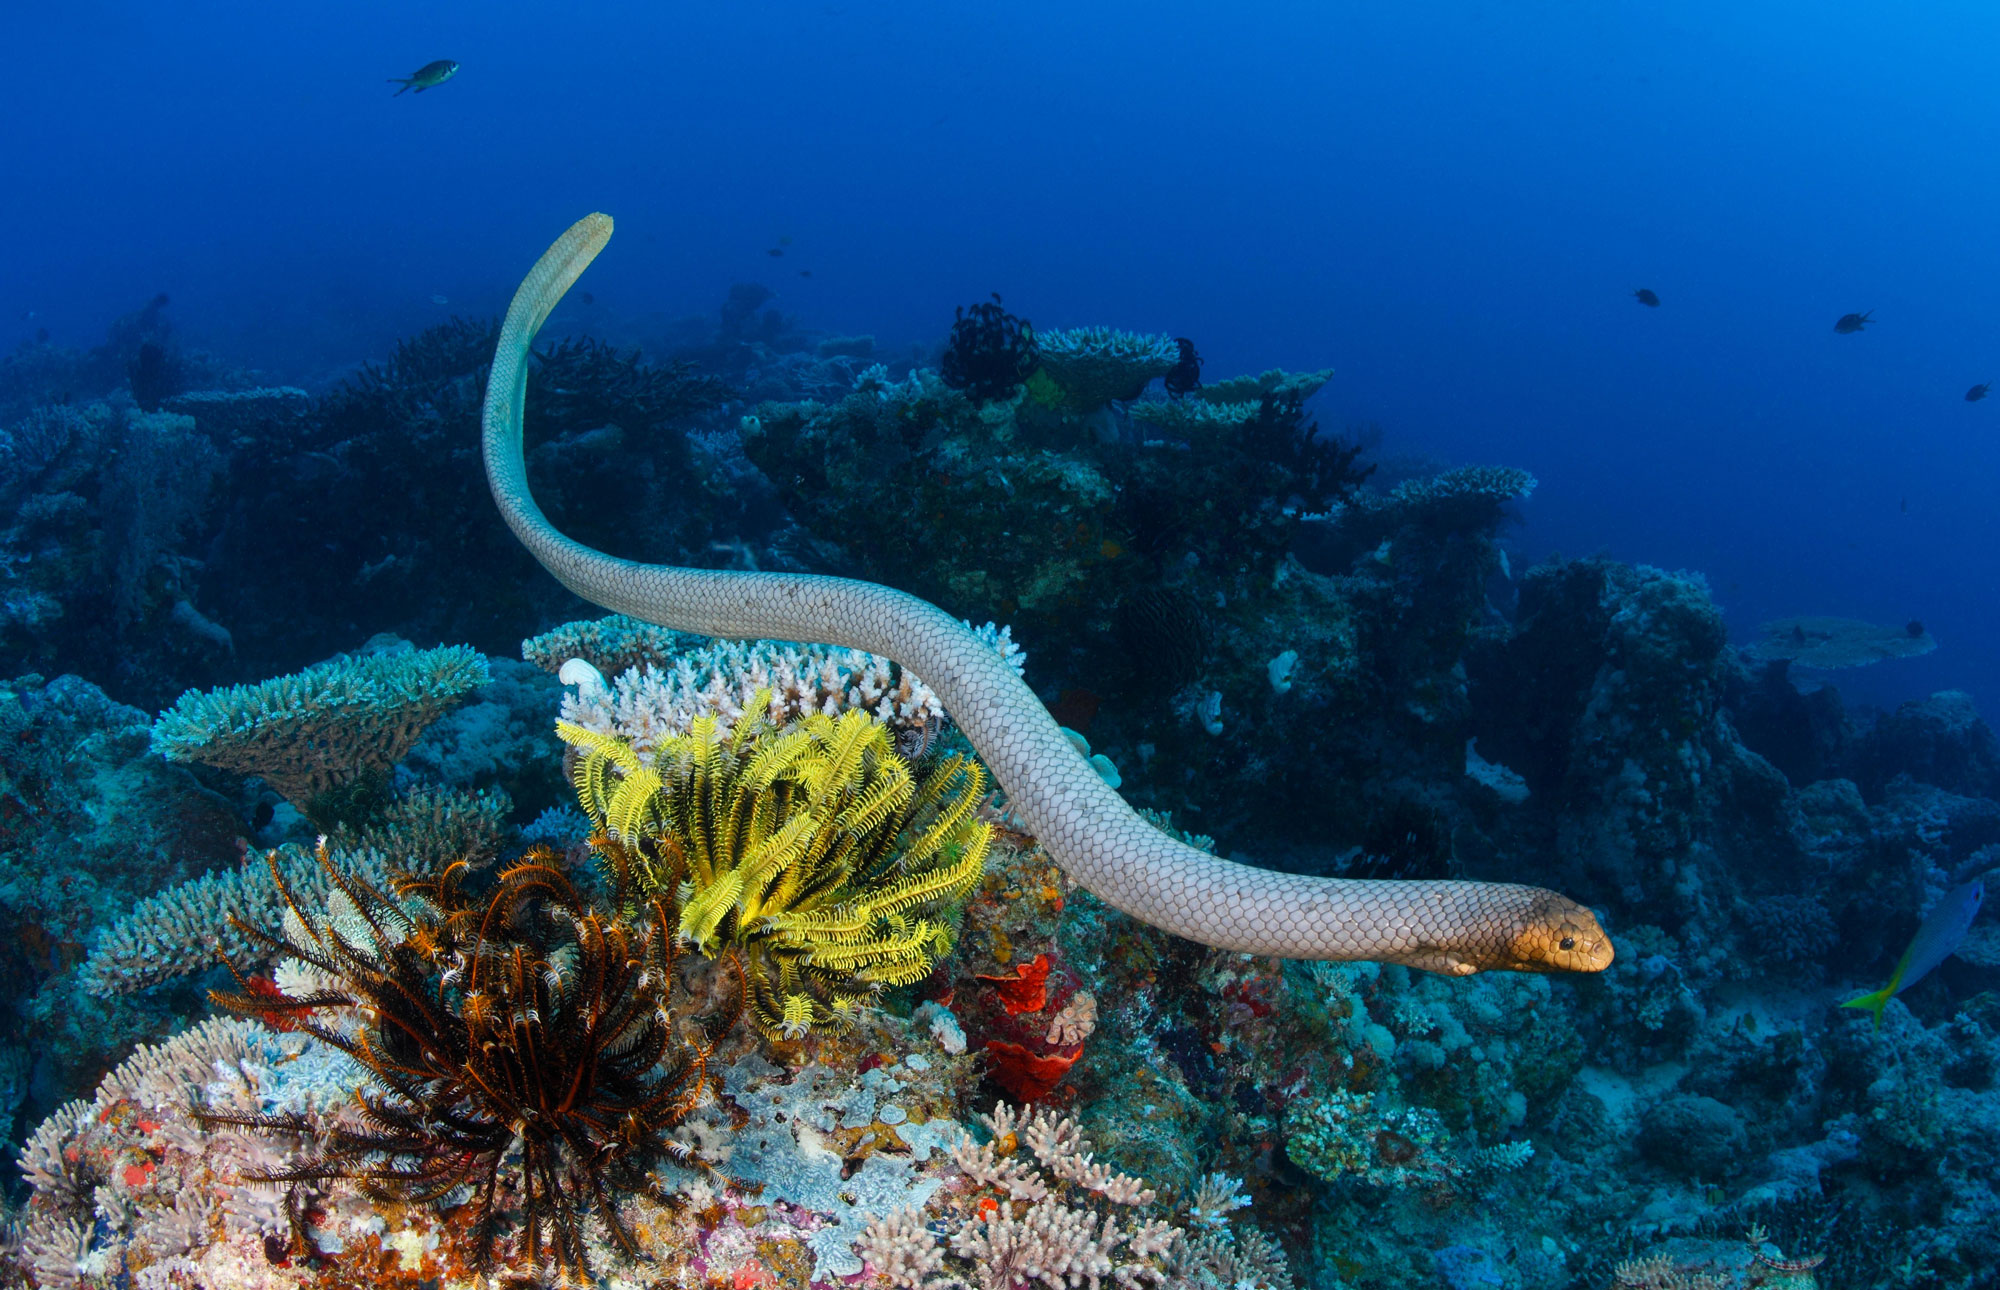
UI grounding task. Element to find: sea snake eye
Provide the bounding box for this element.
[1560,936,1576,951]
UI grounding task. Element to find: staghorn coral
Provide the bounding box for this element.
[561,702,991,1038]
[857,1103,1294,1290]
[201,845,736,1281]
[1033,327,1182,411]
[150,643,488,824]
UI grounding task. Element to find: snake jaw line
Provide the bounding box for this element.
[482,215,1616,976]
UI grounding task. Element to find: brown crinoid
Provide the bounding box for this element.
[202,843,740,1281]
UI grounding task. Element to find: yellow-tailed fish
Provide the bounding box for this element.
[1841,879,1985,1030]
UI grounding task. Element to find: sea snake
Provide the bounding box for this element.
[482,213,1614,975]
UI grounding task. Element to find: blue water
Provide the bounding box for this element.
[14,5,2000,1282]
[12,1,1993,718]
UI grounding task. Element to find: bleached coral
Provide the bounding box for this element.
[709,1052,973,1281]
[1046,991,1099,1046]
[556,621,1024,755]
[1183,1173,1251,1230]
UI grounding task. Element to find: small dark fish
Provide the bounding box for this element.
[390,59,460,96]
[1905,619,1926,638]
[579,291,595,306]
[798,270,813,278]
[1967,382,1990,402]
[1633,288,1660,307]
[766,247,785,257]
[1833,310,1873,335]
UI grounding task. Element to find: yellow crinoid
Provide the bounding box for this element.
[556,695,991,1039]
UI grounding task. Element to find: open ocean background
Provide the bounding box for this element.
[6,0,1995,719]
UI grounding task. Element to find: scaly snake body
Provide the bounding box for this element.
[483,214,1613,975]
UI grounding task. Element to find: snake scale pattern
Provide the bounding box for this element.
[482,213,1613,974]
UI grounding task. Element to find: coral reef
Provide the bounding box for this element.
[10,295,2000,1290]
[1033,327,1182,411]
[939,295,1038,404]
[1743,615,1937,669]
[203,845,735,1281]
[857,1103,1294,1290]
[544,615,1024,755]
[562,704,991,1037]
[151,642,488,825]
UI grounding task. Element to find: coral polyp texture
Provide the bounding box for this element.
[1032,326,1183,410]
[150,642,488,822]
[857,1101,1296,1289]
[78,785,506,994]
[560,701,991,1037]
[538,612,1024,754]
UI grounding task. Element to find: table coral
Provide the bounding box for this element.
[151,642,488,825]
[1033,327,1182,411]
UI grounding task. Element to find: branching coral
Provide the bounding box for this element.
[1034,327,1181,410]
[546,620,1024,757]
[151,643,489,825]
[1194,367,1335,406]
[14,1016,299,1290]
[79,840,391,994]
[531,334,727,432]
[522,611,708,678]
[78,786,506,994]
[200,845,736,1281]
[560,702,991,1038]
[858,1103,1294,1290]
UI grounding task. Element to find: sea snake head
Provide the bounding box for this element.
[1497,890,1615,974]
